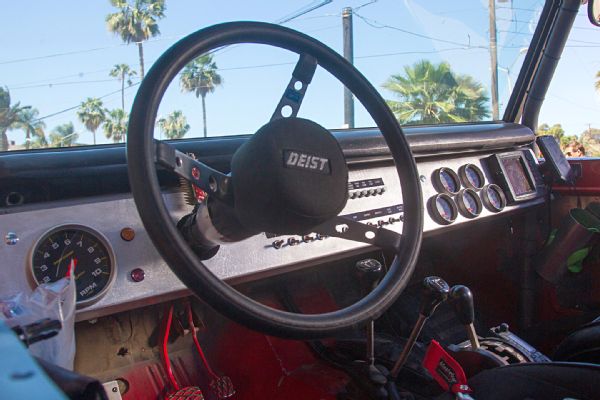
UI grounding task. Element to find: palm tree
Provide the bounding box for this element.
[49,122,78,147]
[30,134,48,149]
[383,60,490,125]
[16,108,46,150]
[106,0,166,79]
[103,108,129,143]
[595,71,600,92]
[109,64,137,110]
[180,54,223,137]
[77,98,106,145]
[0,87,30,151]
[157,110,190,139]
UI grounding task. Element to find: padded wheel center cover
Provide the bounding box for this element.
[231,117,348,234]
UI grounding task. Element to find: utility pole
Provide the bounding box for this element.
[489,0,499,120]
[342,7,355,128]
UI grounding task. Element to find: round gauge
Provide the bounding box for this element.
[456,188,483,218]
[428,194,458,225]
[459,164,485,190]
[481,184,507,212]
[30,226,115,306]
[432,168,460,194]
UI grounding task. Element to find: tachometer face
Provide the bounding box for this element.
[481,184,507,212]
[31,226,115,306]
[457,189,482,218]
[433,168,460,194]
[460,164,485,190]
[428,194,458,225]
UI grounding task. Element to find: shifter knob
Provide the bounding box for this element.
[450,285,480,349]
[355,259,384,294]
[449,285,475,325]
[419,276,450,317]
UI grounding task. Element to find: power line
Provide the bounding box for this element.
[355,47,487,60]
[0,35,184,66]
[354,0,378,11]
[497,16,597,31]
[353,12,488,49]
[32,82,141,123]
[276,0,333,24]
[9,79,119,90]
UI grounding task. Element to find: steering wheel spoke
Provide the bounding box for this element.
[270,53,317,121]
[313,216,402,251]
[155,140,233,205]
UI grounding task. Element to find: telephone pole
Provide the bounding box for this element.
[489,0,499,120]
[342,7,355,128]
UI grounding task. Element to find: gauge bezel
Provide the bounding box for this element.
[480,184,507,213]
[428,193,458,225]
[432,167,461,195]
[456,188,483,218]
[458,164,485,190]
[28,224,117,308]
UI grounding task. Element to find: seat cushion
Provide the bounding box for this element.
[554,316,600,362]
[434,362,600,400]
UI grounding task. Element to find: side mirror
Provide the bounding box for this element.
[587,0,600,27]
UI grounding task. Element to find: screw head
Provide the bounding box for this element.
[5,232,19,245]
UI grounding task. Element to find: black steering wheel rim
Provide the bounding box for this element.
[127,21,423,339]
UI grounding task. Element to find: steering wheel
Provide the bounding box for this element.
[127,21,423,339]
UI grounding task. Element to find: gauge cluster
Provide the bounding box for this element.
[428,163,509,225]
[0,148,544,322]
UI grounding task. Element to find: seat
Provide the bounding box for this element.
[436,362,600,400]
[554,316,600,362]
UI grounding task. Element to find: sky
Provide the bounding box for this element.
[2,0,599,148]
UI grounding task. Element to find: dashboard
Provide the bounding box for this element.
[0,123,546,322]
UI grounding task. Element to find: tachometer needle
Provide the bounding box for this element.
[53,250,74,266]
[66,258,78,278]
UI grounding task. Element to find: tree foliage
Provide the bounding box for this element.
[0,87,33,151]
[180,54,223,137]
[110,63,137,110]
[106,0,166,78]
[104,108,129,143]
[536,123,577,148]
[16,108,46,150]
[157,110,190,140]
[77,98,106,145]
[49,122,78,147]
[383,60,490,125]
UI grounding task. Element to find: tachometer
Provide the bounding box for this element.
[30,225,115,306]
[428,194,458,225]
[481,184,507,212]
[456,188,483,218]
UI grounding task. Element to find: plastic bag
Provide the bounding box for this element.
[0,275,77,370]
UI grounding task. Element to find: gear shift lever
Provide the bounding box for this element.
[449,285,480,349]
[355,258,385,366]
[390,276,450,378]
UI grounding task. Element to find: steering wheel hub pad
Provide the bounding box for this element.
[231,117,349,234]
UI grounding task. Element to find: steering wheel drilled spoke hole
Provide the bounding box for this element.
[280,105,293,118]
[365,231,375,240]
[335,224,349,233]
[293,81,303,90]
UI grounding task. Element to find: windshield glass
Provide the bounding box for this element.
[1,1,542,151]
